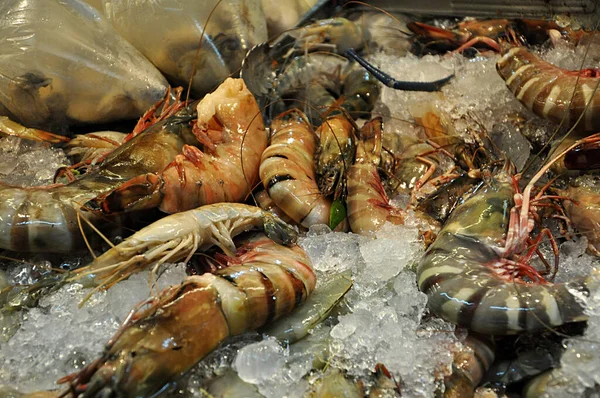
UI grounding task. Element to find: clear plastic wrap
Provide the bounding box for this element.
[0,0,169,132]
[104,0,268,97]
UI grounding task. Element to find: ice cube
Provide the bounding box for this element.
[234,337,286,385]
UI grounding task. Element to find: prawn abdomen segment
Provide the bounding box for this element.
[0,188,79,252]
[497,46,600,131]
[347,163,401,233]
[0,183,114,252]
[423,270,589,334]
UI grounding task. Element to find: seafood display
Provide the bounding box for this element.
[61,232,315,396]
[3,2,600,398]
[0,101,194,252]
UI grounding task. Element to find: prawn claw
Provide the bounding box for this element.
[85,173,163,214]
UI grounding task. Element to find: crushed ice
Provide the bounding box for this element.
[0,137,70,186]
[222,223,456,398]
[0,265,187,392]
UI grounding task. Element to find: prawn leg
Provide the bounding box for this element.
[0,116,69,143]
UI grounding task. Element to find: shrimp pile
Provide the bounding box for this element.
[5,7,600,398]
[0,91,193,252]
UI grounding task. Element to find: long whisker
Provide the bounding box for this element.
[186,0,225,103]
[77,210,96,260]
[75,206,115,249]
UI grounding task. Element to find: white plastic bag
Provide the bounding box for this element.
[0,0,169,131]
[104,0,268,97]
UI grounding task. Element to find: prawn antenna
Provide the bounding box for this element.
[77,210,96,260]
[344,48,454,92]
[75,205,115,250]
[186,0,225,103]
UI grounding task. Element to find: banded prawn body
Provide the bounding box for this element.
[347,117,404,234]
[497,46,600,132]
[264,53,381,125]
[259,109,334,228]
[61,232,316,397]
[417,173,599,334]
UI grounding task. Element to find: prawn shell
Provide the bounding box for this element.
[70,234,316,396]
[497,47,600,132]
[157,78,268,214]
[260,109,332,227]
[417,177,594,334]
[564,176,600,255]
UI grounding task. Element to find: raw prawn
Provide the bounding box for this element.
[346,117,404,234]
[59,232,316,397]
[242,17,451,120]
[0,107,195,252]
[71,203,297,292]
[315,115,356,199]
[380,107,489,214]
[251,52,381,124]
[409,18,590,55]
[290,10,429,57]
[64,131,127,165]
[416,158,600,334]
[0,116,69,144]
[444,334,495,397]
[259,109,334,228]
[89,78,267,215]
[497,46,600,132]
[407,19,507,54]
[562,175,600,256]
[290,16,454,92]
